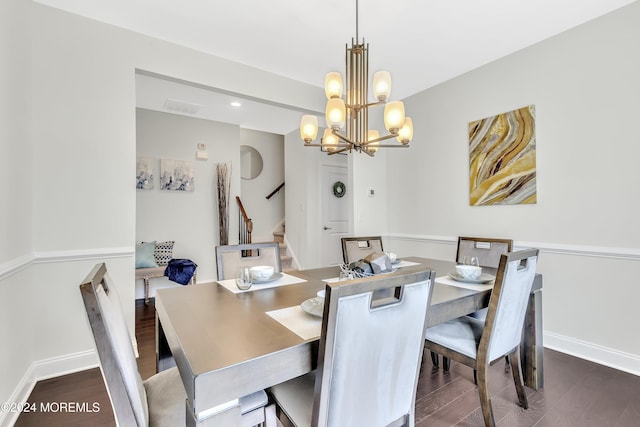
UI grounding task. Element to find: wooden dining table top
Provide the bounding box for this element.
[155,256,542,416]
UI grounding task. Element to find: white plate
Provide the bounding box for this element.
[448,271,495,284]
[301,297,324,318]
[252,272,283,284]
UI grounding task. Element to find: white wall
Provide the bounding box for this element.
[0,2,323,418]
[0,0,32,264]
[240,129,285,242]
[284,128,348,269]
[135,112,285,293]
[0,0,35,415]
[136,108,240,289]
[381,2,640,373]
[286,1,640,374]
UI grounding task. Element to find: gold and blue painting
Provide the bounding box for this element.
[468,105,537,206]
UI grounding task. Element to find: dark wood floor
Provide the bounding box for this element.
[16,299,640,426]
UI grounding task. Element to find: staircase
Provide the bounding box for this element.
[273,228,294,272]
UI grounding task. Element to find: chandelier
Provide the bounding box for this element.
[299,0,413,156]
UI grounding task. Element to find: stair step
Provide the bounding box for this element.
[273,231,285,243]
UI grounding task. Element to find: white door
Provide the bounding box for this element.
[320,165,350,266]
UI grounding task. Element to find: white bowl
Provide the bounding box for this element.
[386,252,398,263]
[455,264,482,280]
[249,265,274,281]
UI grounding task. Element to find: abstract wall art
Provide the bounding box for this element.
[136,157,154,190]
[160,159,195,191]
[468,105,537,206]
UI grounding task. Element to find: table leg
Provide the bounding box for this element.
[522,277,543,390]
[144,277,150,305]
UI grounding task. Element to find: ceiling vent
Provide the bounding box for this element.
[164,98,202,115]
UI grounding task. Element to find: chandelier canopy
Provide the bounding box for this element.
[300,0,413,156]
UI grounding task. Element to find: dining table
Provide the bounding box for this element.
[154,256,543,427]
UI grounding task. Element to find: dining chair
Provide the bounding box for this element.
[425,249,539,427]
[340,236,384,264]
[431,236,514,369]
[456,236,513,269]
[80,263,270,426]
[216,242,282,280]
[268,268,435,427]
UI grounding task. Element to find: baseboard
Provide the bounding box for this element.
[544,331,640,376]
[0,350,99,427]
[283,235,300,270]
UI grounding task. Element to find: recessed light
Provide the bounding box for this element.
[230,101,242,107]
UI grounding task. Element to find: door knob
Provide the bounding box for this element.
[323,226,332,230]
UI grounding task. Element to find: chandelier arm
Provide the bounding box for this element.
[328,146,352,155]
[371,144,411,148]
[361,133,399,145]
[331,130,357,146]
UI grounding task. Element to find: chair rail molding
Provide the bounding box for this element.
[0,247,134,281]
[0,253,35,281]
[386,233,640,261]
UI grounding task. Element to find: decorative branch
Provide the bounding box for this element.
[216,163,231,245]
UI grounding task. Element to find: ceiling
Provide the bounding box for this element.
[36,0,637,135]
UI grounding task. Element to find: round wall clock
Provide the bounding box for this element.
[333,181,346,198]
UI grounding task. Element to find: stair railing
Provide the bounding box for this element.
[236,197,253,255]
[266,182,285,200]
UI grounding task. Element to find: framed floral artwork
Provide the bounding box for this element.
[136,157,155,190]
[160,159,195,191]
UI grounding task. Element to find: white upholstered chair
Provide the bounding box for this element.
[215,242,282,280]
[340,236,384,264]
[425,249,539,427]
[432,237,513,369]
[269,268,435,427]
[80,263,269,426]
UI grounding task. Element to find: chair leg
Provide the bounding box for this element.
[473,369,477,385]
[430,351,439,367]
[510,349,529,409]
[443,357,451,372]
[476,364,496,427]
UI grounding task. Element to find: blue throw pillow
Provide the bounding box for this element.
[135,241,158,268]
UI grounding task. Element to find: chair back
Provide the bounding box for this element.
[456,236,513,268]
[215,242,282,280]
[341,236,384,264]
[313,269,435,426]
[80,263,148,427]
[479,249,539,363]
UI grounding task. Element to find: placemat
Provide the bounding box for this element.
[435,275,494,292]
[266,306,321,340]
[218,272,307,294]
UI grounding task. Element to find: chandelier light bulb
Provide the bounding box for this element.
[324,72,343,99]
[384,101,405,133]
[323,129,340,153]
[300,115,318,143]
[373,71,391,102]
[397,117,414,144]
[326,98,346,130]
